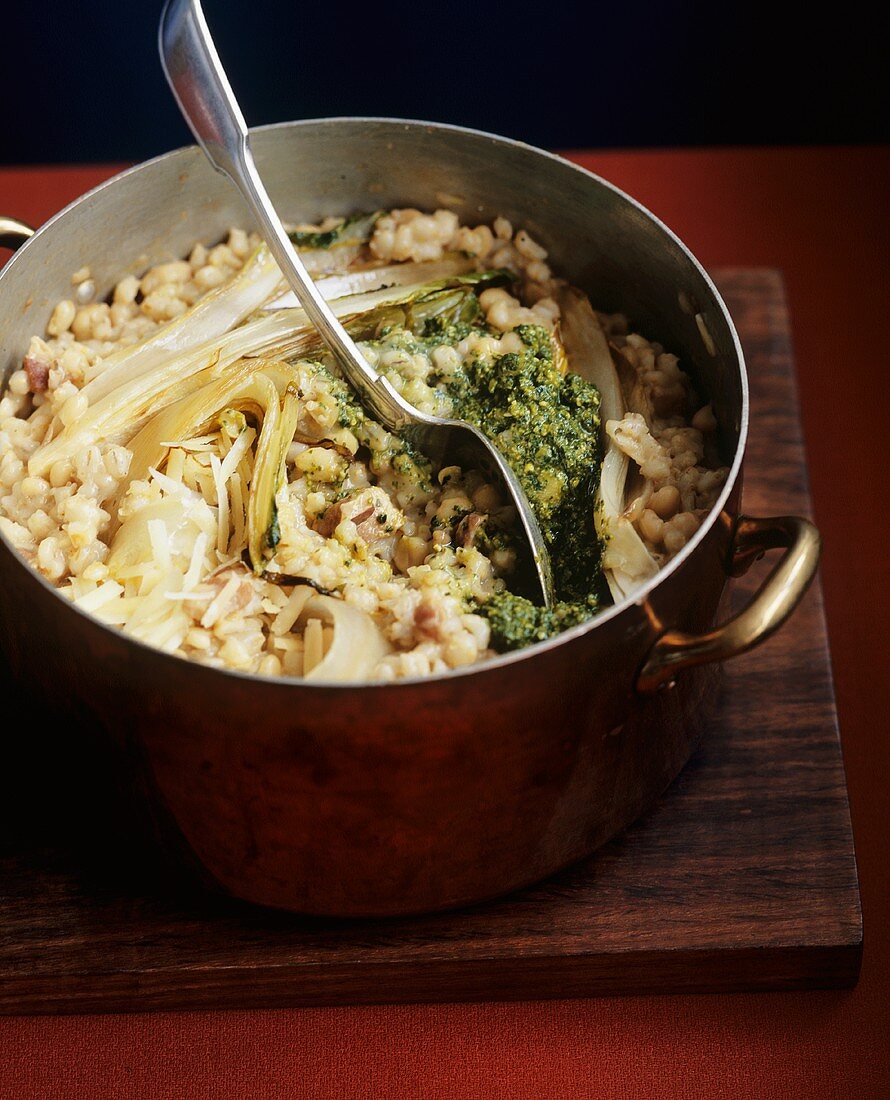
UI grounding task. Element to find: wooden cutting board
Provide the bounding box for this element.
[0,269,861,1013]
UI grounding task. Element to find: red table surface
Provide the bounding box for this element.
[0,146,888,1099]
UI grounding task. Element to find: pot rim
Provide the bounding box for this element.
[0,115,749,690]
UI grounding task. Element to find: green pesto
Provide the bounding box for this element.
[425,322,605,649]
[482,591,602,649]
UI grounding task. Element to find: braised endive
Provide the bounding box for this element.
[557,286,658,602]
[28,257,506,479]
[286,210,383,276]
[117,358,285,563]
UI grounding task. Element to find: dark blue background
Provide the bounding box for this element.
[2,0,884,163]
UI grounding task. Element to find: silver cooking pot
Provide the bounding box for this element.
[0,119,820,916]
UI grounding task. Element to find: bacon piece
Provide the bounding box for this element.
[314,489,403,546]
[351,506,375,528]
[23,356,50,392]
[414,597,444,639]
[314,505,343,539]
[456,511,486,548]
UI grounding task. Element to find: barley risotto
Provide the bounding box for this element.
[0,210,728,681]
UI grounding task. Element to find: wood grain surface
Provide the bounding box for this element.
[0,268,861,1013]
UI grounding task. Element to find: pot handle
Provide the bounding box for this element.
[0,217,35,252]
[636,514,822,694]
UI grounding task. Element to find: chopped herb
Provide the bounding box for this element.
[266,505,281,552]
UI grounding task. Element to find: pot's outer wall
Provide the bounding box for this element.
[0,120,745,915]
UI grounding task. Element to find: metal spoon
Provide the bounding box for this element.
[158,0,554,607]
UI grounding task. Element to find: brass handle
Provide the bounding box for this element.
[0,217,35,252]
[636,514,822,694]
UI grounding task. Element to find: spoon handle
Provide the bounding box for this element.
[158,0,409,428]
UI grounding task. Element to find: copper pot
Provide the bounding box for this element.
[0,119,820,916]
